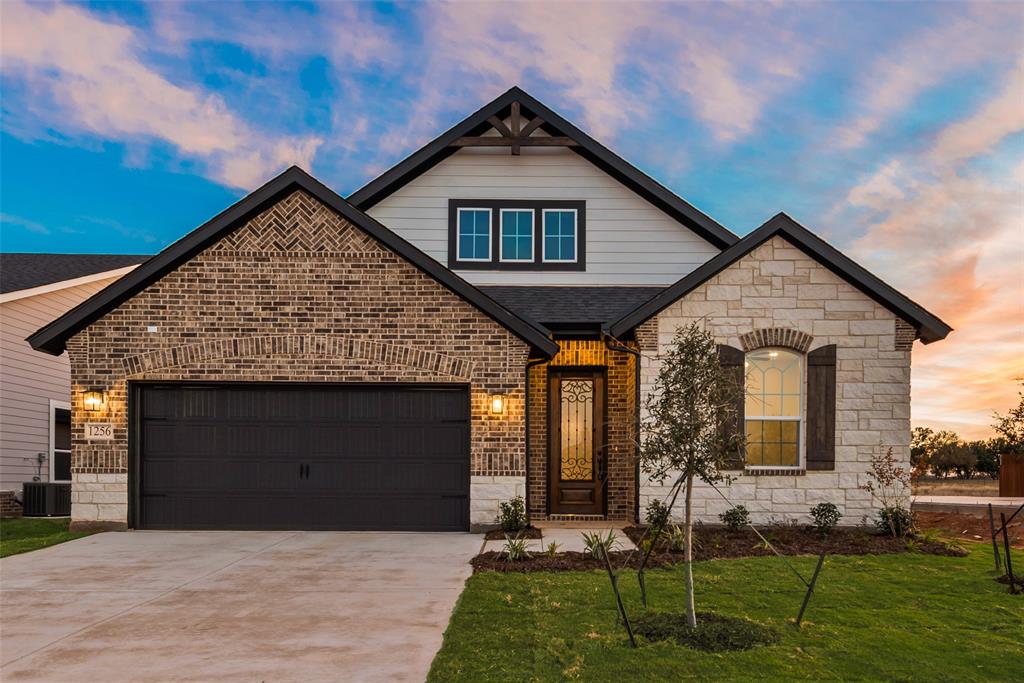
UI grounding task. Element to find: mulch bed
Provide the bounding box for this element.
[994,574,1024,592]
[483,526,543,540]
[622,524,968,559]
[471,549,676,573]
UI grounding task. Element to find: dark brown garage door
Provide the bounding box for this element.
[135,384,470,531]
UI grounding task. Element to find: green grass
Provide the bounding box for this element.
[429,546,1024,682]
[0,517,94,558]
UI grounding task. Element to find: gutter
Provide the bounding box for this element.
[601,328,642,524]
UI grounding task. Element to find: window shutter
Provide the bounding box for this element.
[717,344,745,470]
[806,344,837,471]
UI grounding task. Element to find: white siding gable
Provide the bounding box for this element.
[366,147,721,286]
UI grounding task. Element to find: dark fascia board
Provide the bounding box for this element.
[608,212,953,344]
[347,86,738,250]
[28,166,559,358]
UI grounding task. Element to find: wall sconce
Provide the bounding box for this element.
[489,394,506,415]
[83,389,105,412]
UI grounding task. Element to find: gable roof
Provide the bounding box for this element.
[1,253,149,295]
[347,86,738,250]
[27,167,559,358]
[607,212,953,344]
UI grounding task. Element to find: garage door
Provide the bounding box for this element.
[135,384,470,531]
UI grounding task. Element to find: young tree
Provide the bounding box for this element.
[640,321,745,628]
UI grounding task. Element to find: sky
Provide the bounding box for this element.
[0,1,1021,438]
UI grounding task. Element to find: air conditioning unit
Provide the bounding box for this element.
[21,483,71,517]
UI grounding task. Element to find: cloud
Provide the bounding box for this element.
[835,4,1023,150]
[837,60,1024,437]
[1,213,51,236]
[0,1,323,189]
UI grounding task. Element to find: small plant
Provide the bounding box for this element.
[665,524,687,552]
[544,541,561,557]
[875,506,914,538]
[503,534,531,562]
[497,495,528,532]
[581,530,619,559]
[645,499,671,530]
[719,505,750,531]
[809,502,842,533]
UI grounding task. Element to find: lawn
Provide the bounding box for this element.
[0,517,94,558]
[429,545,1023,682]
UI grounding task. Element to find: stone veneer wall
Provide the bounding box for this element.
[639,235,913,525]
[66,190,530,530]
[527,339,637,521]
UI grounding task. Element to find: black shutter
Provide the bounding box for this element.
[806,344,837,471]
[718,344,745,470]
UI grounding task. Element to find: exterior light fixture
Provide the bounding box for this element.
[84,389,105,411]
[489,394,506,415]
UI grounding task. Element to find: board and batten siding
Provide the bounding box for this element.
[366,147,722,286]
[0,277,123,492]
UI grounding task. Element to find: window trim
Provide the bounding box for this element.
[499,208,535,263]
[743,348,805,471]
[49,399,71,483]
[448,199,585,271]
[541,208,579,263]
[455,207,492,262]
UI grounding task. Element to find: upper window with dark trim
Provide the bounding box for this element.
[449,199,585,270]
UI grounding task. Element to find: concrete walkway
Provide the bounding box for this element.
[480,526,633,554]
[0,531,480,682]
[913,495,1024,514]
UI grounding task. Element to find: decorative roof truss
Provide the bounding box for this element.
[452,101,578,155]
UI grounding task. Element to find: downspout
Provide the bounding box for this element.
[601,328,642,524]
[524,355,547,523]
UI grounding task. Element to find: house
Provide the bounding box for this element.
[26,87,950,532]
[0,254,148,514]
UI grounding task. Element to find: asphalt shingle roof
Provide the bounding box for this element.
[1,253,150,294]
[480,285,663,326]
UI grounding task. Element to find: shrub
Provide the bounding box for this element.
[581,530,619,559]
[497,496,527,532]
[633,612,778,652]
[808,502,842,533]
[665,524,687,552]
[719,505,750,531]
[875,506,914,538]
[645,499,671,530]
[503,534,531,562]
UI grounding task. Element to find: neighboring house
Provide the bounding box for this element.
[26,88,950,532]
[0,254,148,507]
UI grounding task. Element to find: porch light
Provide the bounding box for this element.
[489,394,507,415]
[84,389,105,411]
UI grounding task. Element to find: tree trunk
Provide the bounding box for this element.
[683,471,696,628]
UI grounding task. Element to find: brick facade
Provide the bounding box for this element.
[526,339,637,522]
[66,190,530,529]
[641,235,914,525]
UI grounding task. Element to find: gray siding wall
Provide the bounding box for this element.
[0,278,121,492]
[366,147,721,286]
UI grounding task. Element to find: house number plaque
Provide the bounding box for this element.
[85,423,114,441]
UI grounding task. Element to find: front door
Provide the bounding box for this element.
[548,369,605,515]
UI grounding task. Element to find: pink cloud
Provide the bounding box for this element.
[0,1,323,189]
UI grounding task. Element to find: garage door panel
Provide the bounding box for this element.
[138,384,470,530]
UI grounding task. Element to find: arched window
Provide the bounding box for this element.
[745,348,802,468]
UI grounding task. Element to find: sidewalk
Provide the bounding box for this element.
[913,495,1024,515]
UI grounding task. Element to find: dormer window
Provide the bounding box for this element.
[449,199,585,270]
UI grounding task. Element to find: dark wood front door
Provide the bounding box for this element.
[548,369,605,515]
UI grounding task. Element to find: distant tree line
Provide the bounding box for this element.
[912,381,1024,481]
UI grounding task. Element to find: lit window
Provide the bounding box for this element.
[543,209,576,262]
[500,209,534,262]
[457,208,491,261]
[745,348,801,468]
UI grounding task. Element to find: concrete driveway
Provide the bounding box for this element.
[0,531,481,682]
